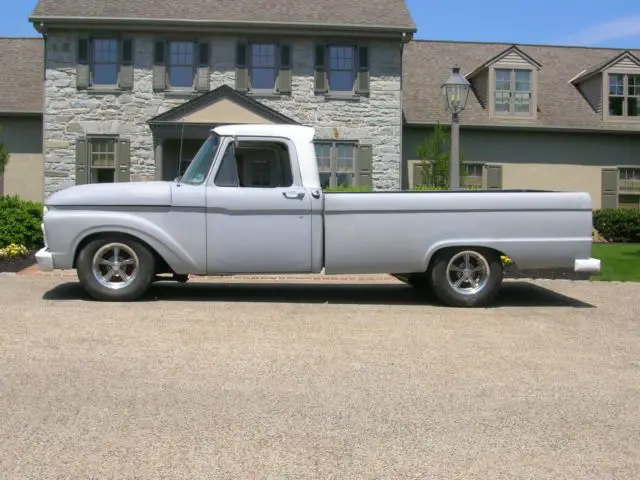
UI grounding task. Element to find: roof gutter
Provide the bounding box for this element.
[404,121,640,135]
[29,15,417,39]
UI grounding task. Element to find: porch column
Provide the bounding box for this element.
[154,138,164,181]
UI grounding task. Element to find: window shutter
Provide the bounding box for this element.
[75,137,89,185]
[196,41,210,92]
[314,44,328,94]
[153,40,166,91]
[235,42,249,92]
[118,38,134,90]
[601,168,619,209]
[484,164,503,190]
[116,139,131,182]
[276,44,292,94]
[355,144,373,188]
[355,45,370,95]
[76,37,90,90]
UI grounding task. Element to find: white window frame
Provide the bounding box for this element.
[314,140,357,188]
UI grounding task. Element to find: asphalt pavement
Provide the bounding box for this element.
[0,276,639,479]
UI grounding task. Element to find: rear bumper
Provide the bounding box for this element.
[574,257,601,273]
[35,247,54,272]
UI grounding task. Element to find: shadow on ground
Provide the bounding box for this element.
[42,280,595,309]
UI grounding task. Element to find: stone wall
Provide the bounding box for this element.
[43,32,403,195]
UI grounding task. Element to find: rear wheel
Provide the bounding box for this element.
[76,235,156,301]
[429,247,503,308]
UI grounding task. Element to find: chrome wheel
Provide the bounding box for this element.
[446,250,491,296]
[91,242,139,290]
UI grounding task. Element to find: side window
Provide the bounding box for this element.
[215,140,294,188]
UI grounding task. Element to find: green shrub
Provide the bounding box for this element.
[323,185,372,192]
[413,185,447,191]
[0,195,44,250]
[593,208,640,243]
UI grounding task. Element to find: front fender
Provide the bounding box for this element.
[45,209,205,274]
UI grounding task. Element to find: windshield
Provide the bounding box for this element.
[179,133,221,185]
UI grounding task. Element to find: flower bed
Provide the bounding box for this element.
[0,243,37,273]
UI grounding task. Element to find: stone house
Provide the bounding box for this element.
[29,0,416,196]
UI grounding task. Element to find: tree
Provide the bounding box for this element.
[0,126,9,175]
[415,122,463,189]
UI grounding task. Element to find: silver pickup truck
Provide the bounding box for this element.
[36,124,600,307]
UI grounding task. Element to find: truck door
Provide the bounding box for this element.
[205,136,313,274]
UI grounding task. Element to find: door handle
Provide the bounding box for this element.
[283,191,305,200]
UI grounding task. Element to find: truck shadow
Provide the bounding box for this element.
[42,280,595,308]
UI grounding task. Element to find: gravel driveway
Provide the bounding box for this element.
[0,276,639,479]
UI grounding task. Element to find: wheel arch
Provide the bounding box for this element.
[424,243,510,273]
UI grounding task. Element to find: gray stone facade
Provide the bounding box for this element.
[43,33,403,195]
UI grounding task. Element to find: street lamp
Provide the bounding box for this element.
[441,65,471,190]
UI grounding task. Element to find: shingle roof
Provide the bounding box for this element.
[0,38,43,114]
[403,40,640,131]
[31,0,416,30]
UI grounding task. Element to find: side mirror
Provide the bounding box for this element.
[174,175,182,182]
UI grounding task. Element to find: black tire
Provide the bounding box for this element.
[76,234,156,302]
[428,247,503,308]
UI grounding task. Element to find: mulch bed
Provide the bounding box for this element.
[0,249,38,274]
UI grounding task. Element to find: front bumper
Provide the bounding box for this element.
[574,257,601,273]
[35,247,54,272]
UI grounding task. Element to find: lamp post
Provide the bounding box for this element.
[441,65,471,190]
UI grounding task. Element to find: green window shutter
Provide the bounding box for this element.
[355,45,370,95]
[235,42,249,92]
[601,168,619,209]
[355,144,373,188]
[77,37,90,90]
[75,137,89,185]
[118,38,134,90]
[484,164,502,190]
[196,41,210,92]
[276,44,292,94]
[314,44,328,94]
[153,40,166,91]
[116,139,131,182]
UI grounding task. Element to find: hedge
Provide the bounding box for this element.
[0,195,44,250]
[593,208,640,243]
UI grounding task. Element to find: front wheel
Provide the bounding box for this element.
[76,235,156,301]
[429,247,503,308]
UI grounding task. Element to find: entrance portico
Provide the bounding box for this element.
[146,85,300,181]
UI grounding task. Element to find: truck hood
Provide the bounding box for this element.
[45,181,172,207]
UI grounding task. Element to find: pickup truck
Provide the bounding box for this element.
[35,124,600,307]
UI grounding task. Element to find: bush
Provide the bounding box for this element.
[0,195,44,250]
[0,243,29,260]
[593,208,640,243]
[323,185,372,192]
[413,185,447,191]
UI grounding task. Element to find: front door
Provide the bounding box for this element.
[205,136,313,274]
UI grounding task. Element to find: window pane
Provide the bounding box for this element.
[93,64,118,85]
[336,144,354,170]
[495,69,511,91]
[609,96,624,116]
[319,173,331,189]
[336,173,354,187]
[628,97,640,117]
[170,66,194,87]
[314,143,331,171]
[250,44,276,90]
[629,75,640,96]
[251,68,276,90]
[514,92,531,114]
[329,46,353,70]
[169,42,194,65]
[495,91,510,112]
[329,71,354,91]
[91,168,115,183]
[515,70,531,92]
[90,139,115,167]
[609,74,624,96]
[92,38,118,85]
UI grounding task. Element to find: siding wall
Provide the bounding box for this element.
[578,74,603,113]
[494,51,530,67]
[472,70,489,109]
[0,115,44,202]
[610,58,640,72]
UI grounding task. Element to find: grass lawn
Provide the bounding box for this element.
[591,243,640,282]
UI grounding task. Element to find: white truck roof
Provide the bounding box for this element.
[213,124,316,144]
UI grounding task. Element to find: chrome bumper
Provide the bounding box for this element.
[35,247,54,272]
[574,257,601,273]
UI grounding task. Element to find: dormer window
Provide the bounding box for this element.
[494,68,532,116]
[608,73,640,118]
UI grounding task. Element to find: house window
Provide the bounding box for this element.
[608,73,640,118]
[494,68,533,116]
[168,41,195,88]
[329,46,355,92]
[314,141,356,188]
[618,167,640,192]
[462,163,484,189]
[89,137,116,183]
[91,38,118,85]
[250,44,277,90]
